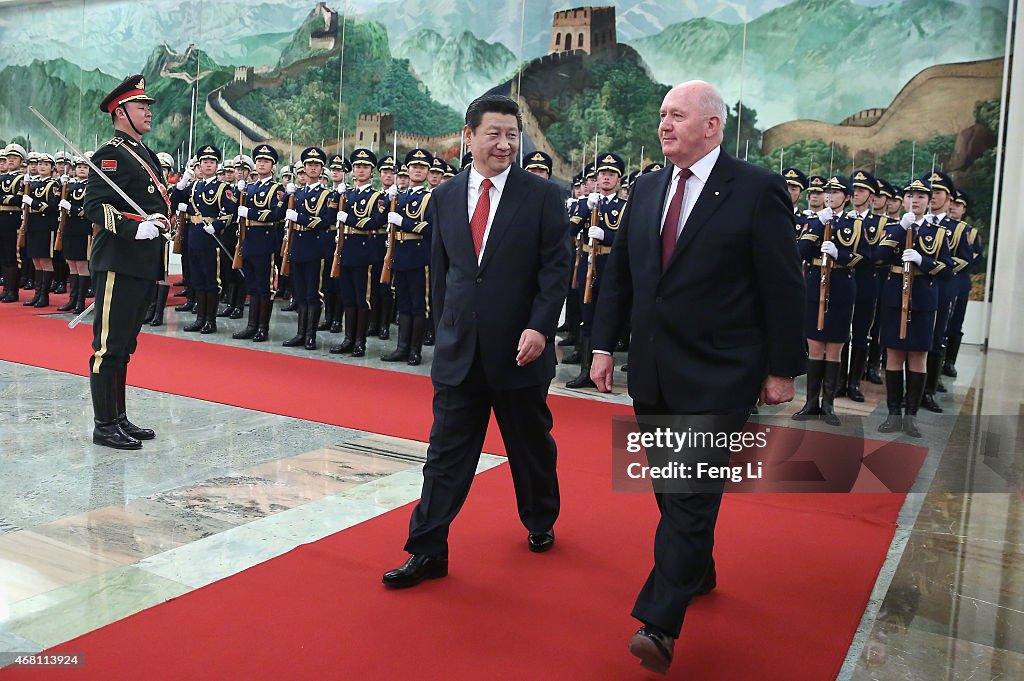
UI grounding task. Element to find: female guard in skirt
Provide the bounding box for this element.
[57,157,92,314]
[875,177,953,438]
[793,175,863,426]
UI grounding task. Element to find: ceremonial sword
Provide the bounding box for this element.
[29,106,172,328]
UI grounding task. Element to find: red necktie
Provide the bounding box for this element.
[471,178,493,257]
[661,168,693,270]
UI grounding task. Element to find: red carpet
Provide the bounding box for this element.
[0,304,908,680]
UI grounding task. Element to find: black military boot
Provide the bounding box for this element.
[903,370,926,438]
[200,292,219,333]
[91,371,142,450]
[183,292,206,332]
[330,307,356,354]
[229,285,246,320]
[329,296,343,334]
[408,316,426,365]
[32,271,53,308]
[559,295,580,346]
[377,292,392,340]
[792,359,825,420]
[935,349,948,393]
[233,294,260,339]
[352,308,370,357]
[282,304,307,347]
[23,271,43,306]
[175,285,196,312]
[566,338,596,389]
[57,274,79,312]
[381,314,412,362]
[305,303,321,350]
[217,283,235,317]
[833,344,849,398]
[75,275,90,314]
[846,345,868,403]
[116,368,155,440]
[920,352,943,413]
[943,333,962,378]
[252,298,272,343]
[866,340,883,384]
[141,283,158,324]
[319,294,335,332]
[367,302,381,338]
[820,360,841,426]
[423,317,434,347]
[877,369,904,433]
[282,297,298,312]
[0,265,20,302]
[149,285,169,326]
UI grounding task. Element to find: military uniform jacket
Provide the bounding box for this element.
[844,209,888,302]
[340,183,387,267]
[569,193,624,251]
[242,177,286,257]
[26,177,61,233]
[64,180,91,237]
[290,183,338,263]
[84,133,170,280]
[0,171,26,230]
[185,178,237,252]
[878,219,953,312]
[393,186,431,271]
[798,214,863,305]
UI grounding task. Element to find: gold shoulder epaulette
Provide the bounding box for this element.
[104,137,122,148]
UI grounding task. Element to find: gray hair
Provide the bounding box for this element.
[697,84,728,124]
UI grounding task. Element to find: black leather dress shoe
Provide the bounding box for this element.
[93,422,142,450]
[382,554,448,588]
[119,416,155,441]
[695,562,717,596]
[628,626,675,675]
[528,530,555,553]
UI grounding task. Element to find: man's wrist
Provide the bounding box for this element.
[593,349,612,356]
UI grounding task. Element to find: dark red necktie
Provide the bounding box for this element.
[661,168,693,270]
[471,178,493,257]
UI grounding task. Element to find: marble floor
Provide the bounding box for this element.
[2,298,1022,679]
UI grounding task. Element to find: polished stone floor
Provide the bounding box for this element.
[3,297,1022,679]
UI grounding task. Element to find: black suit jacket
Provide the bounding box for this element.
[592,150,806,412]
[429,164,572,390]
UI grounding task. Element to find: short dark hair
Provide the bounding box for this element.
[465,94,522,132]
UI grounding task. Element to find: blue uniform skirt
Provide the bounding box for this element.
[804,298,853,343]
[880,304,935,352]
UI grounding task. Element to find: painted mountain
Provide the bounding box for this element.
[629,0,1007,127]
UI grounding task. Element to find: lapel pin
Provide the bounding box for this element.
[714,191,720,196]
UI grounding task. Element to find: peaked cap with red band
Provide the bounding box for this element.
[99,74,156,114]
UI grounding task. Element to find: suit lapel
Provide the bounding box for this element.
[445,171,475,263]
[478,165,526,273]
[664,152,735,271]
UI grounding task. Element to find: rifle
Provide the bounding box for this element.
[380,195,398,284]
[582,197,601,304]
[816,217,833,331]
[329,193,348,278]
[172,207,185,254]
[232,181,247,269]
[16,171,31,249]
[54,181,69,251]
[280,193,296,276]
[899,224,914,339]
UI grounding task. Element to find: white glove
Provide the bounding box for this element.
[587,192,601,209]
[60,175,70,184]
[175,169,193,190]
[899,212,916,229]
[135,220,161,240]
[386,184,398,200]
[820,241,838,260]
[335,232,340,243]
[285,208,299,223]
[203,223,215,235]
[285,182,297,195]
[59,199,72,211]
[236,180,246,192]
[177,202,188,214]
[815,206,833,223]
[565,197,576,209]
[237,206,249,219]
[387,211,404,227]
[337,210,348,225]
[336,182,347,194]
[21,195,33,207]
[587,226,605,241]
[902,249,922,265]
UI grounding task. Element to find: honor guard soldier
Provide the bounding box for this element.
[140,151,175,326]
[180,144,237,334]
[876,178,953,437]
[330,147,387,357]
[0,143,27,302]
[885,181,904,220]
[382,148,432,365]
[805,175,827,214]
[276,163,295,308]
[866,178,900,384]
[396,163,411,192]
[56,157,92,315]
[782,167,808,229]
[919,170,966,412]
[216,156,246,320]
[320,153,348,333]
[460,151,473,172]
[232,143,286,343]
[792,175,863,426]
[85,74,172,449]
[524,151,553,179]
[21,153,62,308]
[282,146,338,350]
[372,154,398,339]
[427,156,445,190]
[565,151,626,390]
[842,170,888,401]
[170,156,199,313]
[943,189,981,379]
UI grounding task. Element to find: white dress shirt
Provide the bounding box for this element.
[660,145,721,237]
[467,163,512,263]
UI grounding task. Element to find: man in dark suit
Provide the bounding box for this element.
[383,94,572,588]
[591,81,806,674]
